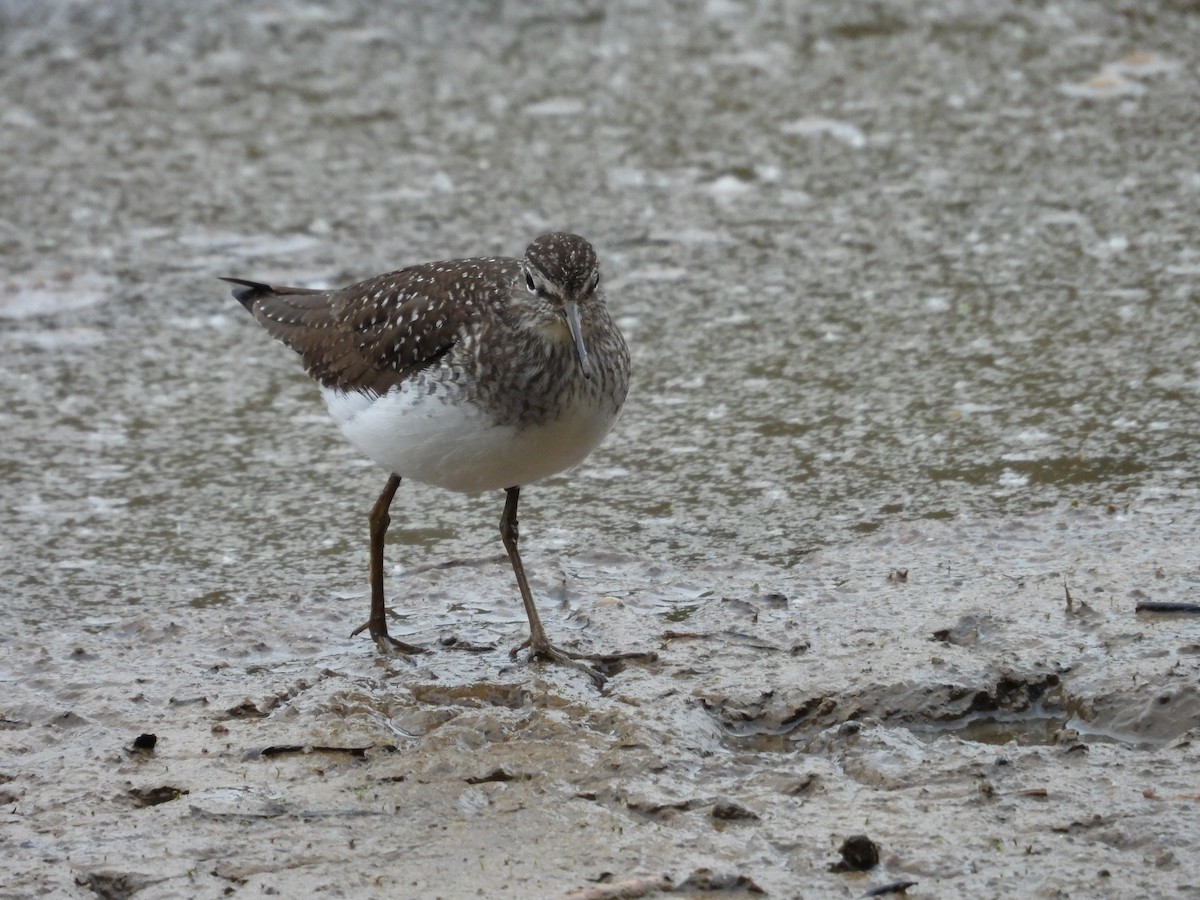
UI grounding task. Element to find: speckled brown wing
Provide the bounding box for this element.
[224,258,515,394]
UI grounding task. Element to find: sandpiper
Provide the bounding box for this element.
[223,233,632,686]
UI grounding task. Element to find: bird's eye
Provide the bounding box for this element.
[524,270,537,293]
[589,271,600,292]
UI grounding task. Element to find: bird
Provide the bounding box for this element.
[222,233,634,687]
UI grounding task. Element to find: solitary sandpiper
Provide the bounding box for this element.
[223,233,635,686]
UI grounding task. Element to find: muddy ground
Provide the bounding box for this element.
[4,506,1199,898]
[2,0,1199,897]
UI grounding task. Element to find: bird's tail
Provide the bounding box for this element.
[219,276,335,336]
[219,276,325,312]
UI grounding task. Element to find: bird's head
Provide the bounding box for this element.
[520,232,602,379]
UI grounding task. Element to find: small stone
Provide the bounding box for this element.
[833,834,880,871]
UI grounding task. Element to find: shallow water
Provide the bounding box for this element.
[1,1,1199,896]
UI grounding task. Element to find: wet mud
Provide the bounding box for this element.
[4,508,1199,897]
[2,0,1199,897]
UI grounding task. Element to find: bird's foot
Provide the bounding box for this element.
[350,619,428,656]
[510,639,658,690]
[511,638,607,688]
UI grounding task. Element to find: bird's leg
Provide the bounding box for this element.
[500,486,607,688]
[351,474,427,655]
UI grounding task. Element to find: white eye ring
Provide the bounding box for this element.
[524,270,537,293]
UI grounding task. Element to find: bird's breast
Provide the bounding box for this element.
[319,369,621,493]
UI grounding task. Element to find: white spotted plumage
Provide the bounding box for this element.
[229,232,630,493]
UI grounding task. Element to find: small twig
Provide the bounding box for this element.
[1136,601,1200,615]
[561,875,673,899]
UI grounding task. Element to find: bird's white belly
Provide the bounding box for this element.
[320,384,616,493]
